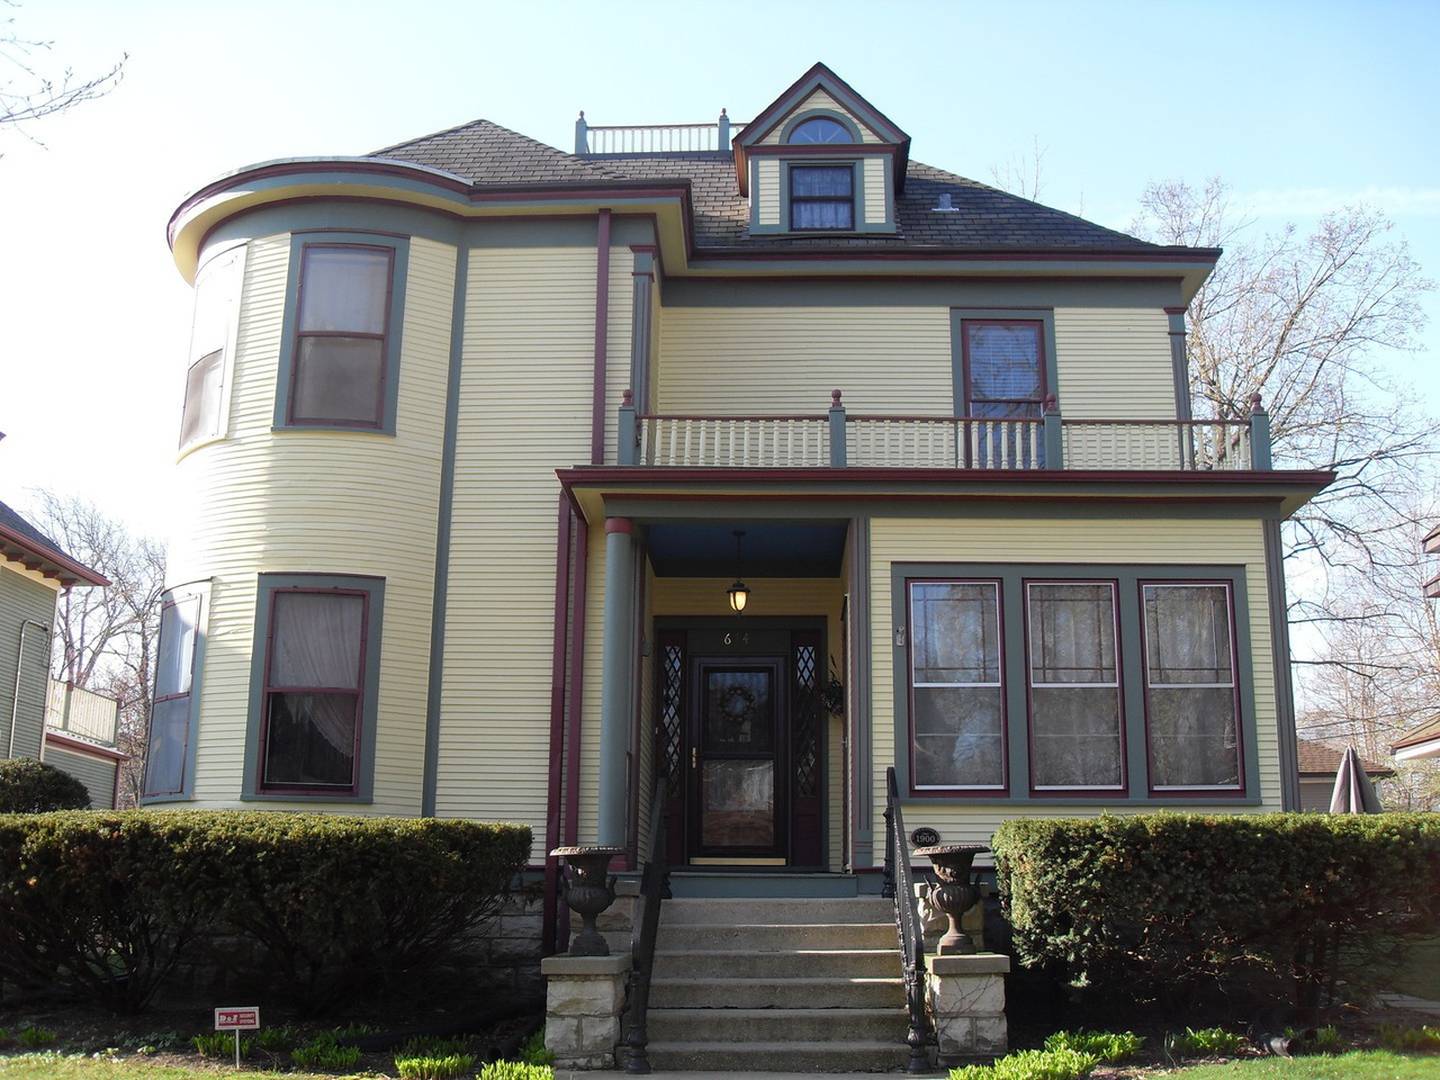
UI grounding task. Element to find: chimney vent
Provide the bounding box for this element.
[932,193,958,213]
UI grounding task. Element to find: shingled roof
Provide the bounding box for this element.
[370,120,1160,252]
[1296,738,1393,778]
[0,500,108,587]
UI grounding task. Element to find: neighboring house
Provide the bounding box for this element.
[152,63,1331,925]
[44,680,125,809]
[1296,738,1394,812]
[1,500,112,802]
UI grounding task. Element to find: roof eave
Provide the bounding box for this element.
[0,522,109,588]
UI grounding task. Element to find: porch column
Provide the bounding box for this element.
[598,517,636,846]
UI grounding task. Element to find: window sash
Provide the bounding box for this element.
[1142,582,1242,792]
[258,588,369,793]
[144,593,202,798]
[908,580,1006,791]
[287,243,394,428]
[963,320,1046,417]
[790,165,856,231]
[1025,581,1125,792]
[179,350,224,448]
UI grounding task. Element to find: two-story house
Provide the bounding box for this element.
[151,64,1332,1065]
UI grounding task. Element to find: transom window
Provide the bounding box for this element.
[787,116,852,144]
[289,244,394,428]
[1025,582,1124,791]
[908,581,1005,791]
[260,589,368,792]
[1142,583,1242,791]
[790,165,855,231]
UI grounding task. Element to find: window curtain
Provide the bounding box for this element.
[270,592,363,756]
[1145,585,1239,787]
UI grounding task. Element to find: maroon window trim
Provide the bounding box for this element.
[142,593,203,798]
[1021,579,1127,798]
[256,586,369,795]
[287,242,396,430]
[1137,579,1246,798]
[905,577,1009,798]
[960,319,1048,417]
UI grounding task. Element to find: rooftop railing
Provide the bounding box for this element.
[616,390,1273,472]
[575,110,746,155]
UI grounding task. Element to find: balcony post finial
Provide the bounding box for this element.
[831,388,842,407]
[718,108,731,148]
[622,388,634,407]
[1249,392,1263,414]
[575,110,589,155]
[1248,392,1272,470]
[829,389,847,467]
[1042,395,1063,469]
[618,388,638,464]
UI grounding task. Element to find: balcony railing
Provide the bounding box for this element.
[45,680,119,747]
[575,110,747,155]
[616,390,1274,472]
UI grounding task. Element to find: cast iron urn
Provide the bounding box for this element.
[914,843,987,955]
[551,845,624,956]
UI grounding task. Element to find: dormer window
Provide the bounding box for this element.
[790,165,854,230]
[788,116,852,144]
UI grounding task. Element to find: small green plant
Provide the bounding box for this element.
[1043,1029,1142,1063]
[1377,1024,1440,1053]
[479,1063,555,1080]
[950,1046,1101,1080]
[255,1024,304,1052]
[292,1031,362,1070]
[332,1021,379,1040]
[124,1030,181,1052]
[1312,1025,1344,1053]
[397,1053,476,1080]
[0,1028,12,1048]
[15,1025,57,1049]
[1166,1026,1248,1057]
[521,1027,555,1066]
[192,1031,249,1058]
[397,1035,470,1057]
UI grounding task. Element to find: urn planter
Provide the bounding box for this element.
[552,845,624,956]
[914,843,987,955]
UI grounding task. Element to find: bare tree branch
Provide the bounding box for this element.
[0,1,125,147]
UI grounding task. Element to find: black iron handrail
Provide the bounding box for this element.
[883,765,933,1074]
[620,779,669,1074]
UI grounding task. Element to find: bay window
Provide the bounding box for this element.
[1142,583,1242,791]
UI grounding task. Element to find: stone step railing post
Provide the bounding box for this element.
[1249,392,1272,470]
[829,389,847,467]
[1042,395,1063,469]
[618,390,638,465]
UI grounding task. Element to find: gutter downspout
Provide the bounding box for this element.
[8,620,50,759]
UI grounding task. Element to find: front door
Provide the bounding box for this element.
[687,657,788,861]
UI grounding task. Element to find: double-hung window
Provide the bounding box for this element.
[1025,582,1124,791]
[143,593,201,798]
[287,243,395,428]
[908,581,1006,791]
[178,246,245,450]
[961,320,1047,468]
[790,165,855,231]
[259,588,369,792]
[1142,583,1242,791]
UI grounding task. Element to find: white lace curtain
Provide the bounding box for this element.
[270,592,363,754]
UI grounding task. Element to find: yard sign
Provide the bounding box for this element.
[214,1006,260,1067]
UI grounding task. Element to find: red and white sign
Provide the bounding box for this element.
[214,1007,260,1031]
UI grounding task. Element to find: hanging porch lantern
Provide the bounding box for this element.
[726,530,751,614]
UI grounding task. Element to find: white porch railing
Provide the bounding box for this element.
[576,111,747,155]
[846,416,1045,470]
[45,680,119,747]
[638,414,830,467]
[1061,419,1254,471]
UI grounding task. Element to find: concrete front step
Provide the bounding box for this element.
[655,921,894,951]
[644,1039,913,1072]
[653,948,900,980]
[651,975,905,1010]
[647,1006,910,1044]
[661,897,892,925]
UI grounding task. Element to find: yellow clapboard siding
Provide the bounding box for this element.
[757,88,883,144]
[757,159,781,226]
[433,244,596,849]
[1053,308,1176,419]
[863,156,887,224]
[169,234,454,814]
[657,307,952,416]
[867,516,1280,849]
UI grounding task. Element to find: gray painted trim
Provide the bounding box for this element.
[1264,521,1302,810]
[241,573,385,804]
[630,251,655,412]
[273,231,409,436]
[421,244,470,817]
[852,517,874,867]
[748,157,761,233]
[661,277,1186,309]
[778,108,864,144]
[140,581,211,804]
[949,308,1060,417]
[888,561,1262,807]
[599,527,637,844]
[1168,309,1193,421]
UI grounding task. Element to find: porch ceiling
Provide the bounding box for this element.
[646,521,847,578]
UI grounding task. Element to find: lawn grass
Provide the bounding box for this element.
[0,1055,338,1079]
[1149,1050,1435,1079]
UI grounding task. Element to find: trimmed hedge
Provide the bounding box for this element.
[992,813,1440,1010]
[0,810,531,1011]
[0,758,92,812]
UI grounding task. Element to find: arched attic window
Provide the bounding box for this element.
[787,116,853,144]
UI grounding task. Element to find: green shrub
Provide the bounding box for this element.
[1167,1026,1248,1057]
[0,810,530,1011]
[15,1025,56,1048]
[992,813,1440,1009]
[396,1053,476,1079]
[1377,1024,1440,1053]
[254,1024,303,1052]
[0,1028,11,1048]
[479,1063,555,1080]
[521,1027,554,1065]
[291,1032,362,1070]
[1042,1029,1142,1062]
[397,1035,470,1058]
[1312,1025,1344,1053]
[0,758,91,812]
[192,1031,249,1058]
[950,1047,1100,1080]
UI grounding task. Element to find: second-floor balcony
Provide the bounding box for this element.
[616,391,1273,473]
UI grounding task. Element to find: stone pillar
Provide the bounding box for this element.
[541,954,631,1070]
[927,953,1010,1066]
[598,518,635,846]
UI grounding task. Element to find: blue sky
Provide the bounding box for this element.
[1,0,1437,538]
